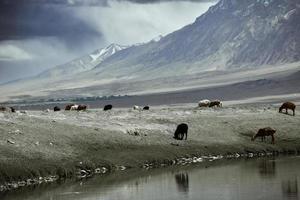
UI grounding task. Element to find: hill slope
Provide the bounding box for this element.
[88,0,300,79]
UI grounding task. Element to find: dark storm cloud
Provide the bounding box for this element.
[0,0,216,6]
[0,0,216,83]
[0,3,102,47]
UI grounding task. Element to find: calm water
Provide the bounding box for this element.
[1,156,300,200]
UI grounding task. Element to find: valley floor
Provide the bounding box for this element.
[0,104,300,187]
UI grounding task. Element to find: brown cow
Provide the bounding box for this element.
[0,106,9,112]
[77,105,87,111]
[209,100,222,108]
[251,127,276,144]
[65,104,75,111]
[0,106,15,112]
[279,102,296,116]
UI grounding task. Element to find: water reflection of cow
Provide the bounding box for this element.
[282,179,298,199]
[175,173,189,193]
[258,159,276,178]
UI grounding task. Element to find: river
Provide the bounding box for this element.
[1,156,300,200]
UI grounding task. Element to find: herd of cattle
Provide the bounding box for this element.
[0,100,297,145]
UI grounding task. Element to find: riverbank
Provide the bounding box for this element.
[0,104,300,191]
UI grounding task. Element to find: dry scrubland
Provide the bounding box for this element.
[0,104,299,185]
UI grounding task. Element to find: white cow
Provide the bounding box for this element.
[133,105,142,111]
[198,99,211,107]
[70,105,79,110]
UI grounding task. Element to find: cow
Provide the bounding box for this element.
[54,106,61,112]
[251,127,276,144]
[133,105,142,110]
[77,105,87,111]
[279,102,296,116]
[143,106,150,110]
[70,105,79,111]
[0,106,15,112]
[9,107,16,113]
[65,104,75,111]
[198,100,211,107]
[174,123,188,140]
[0,106,6,112]
[209,100,222,108]
[103,104,113,111]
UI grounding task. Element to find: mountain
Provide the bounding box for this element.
[87,0,300,79]
[1,0,300,102]
[38,43,128,78]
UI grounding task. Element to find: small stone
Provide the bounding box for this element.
[7,140,15,144]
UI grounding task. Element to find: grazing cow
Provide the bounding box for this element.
[9,107,16,113]
[174,123,188,140]
[0,106,15,112]
[77,105,87,111]
[143,106,150,110]
[279,102,296,116]
[133,105,141,110]
[209,100,222,108]
[65,104,75,111]
[54,106,61,112]
[198,99,211,107]
[70,105,79,111]
[251,127,276,144]
[103,104,113,111]
[0,106,8,112]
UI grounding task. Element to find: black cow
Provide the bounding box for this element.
[174,123,188,140]
[143,106,150,110]
[54,106,61,112]
[104,104,113,111]
[9,107,16,113]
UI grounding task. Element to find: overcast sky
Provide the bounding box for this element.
[0,0,217,83]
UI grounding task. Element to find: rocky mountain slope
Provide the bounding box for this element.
[88,0,300,79]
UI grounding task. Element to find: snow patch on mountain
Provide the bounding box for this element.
[38,43,129,78]
[89,44,128,62]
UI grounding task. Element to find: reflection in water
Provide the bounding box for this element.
[175,173,189,193]
[258,158,276,178]
[1,157,300,200]
[282,179,298,199]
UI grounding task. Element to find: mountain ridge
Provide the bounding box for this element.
[1,0,300,102]
[89,0,300,79]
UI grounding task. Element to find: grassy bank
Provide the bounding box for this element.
[0,104,299,187]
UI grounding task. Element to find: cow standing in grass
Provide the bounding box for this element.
[77,105,87,111]
[209,100,222,108]
[198,100,211,107]
[174,123,188,140]
[143,106,150,110]
[65,104,75,111]
[104,104,113,111]
[251,127,276,144]
[54,106,61,112]
[279,102,296,116]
